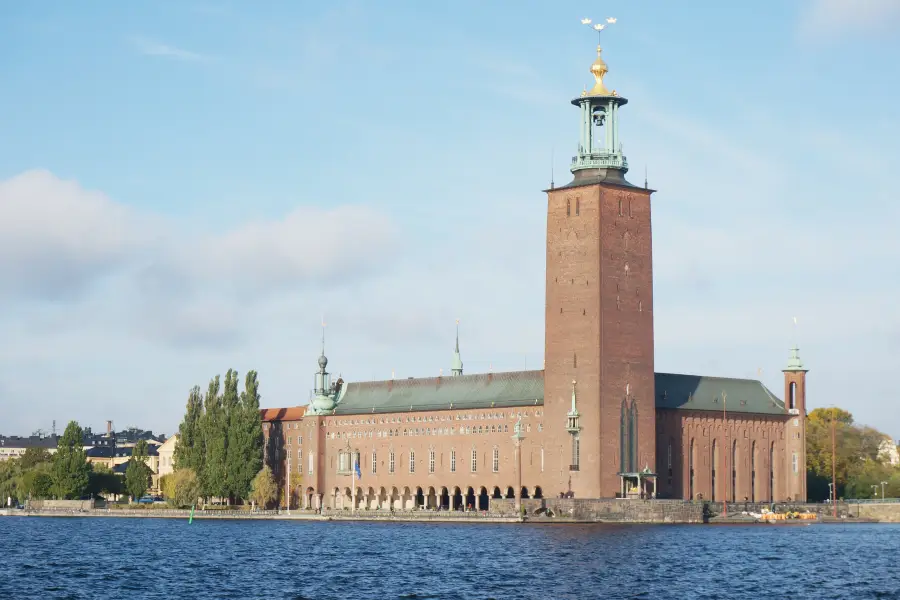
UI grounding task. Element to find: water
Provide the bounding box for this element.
[0,518,898,599]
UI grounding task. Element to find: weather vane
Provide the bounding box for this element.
[581,16,617,44]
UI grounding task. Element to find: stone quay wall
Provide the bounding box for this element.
[854,503,900,522]
[490,498,705,523]
[26,499,95,511]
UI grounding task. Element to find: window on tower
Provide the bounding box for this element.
[567,199,571,216]
[576,198,580,216]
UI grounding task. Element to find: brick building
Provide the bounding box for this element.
[261,36,808,510]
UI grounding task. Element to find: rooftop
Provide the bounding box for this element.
[261,370,787,418]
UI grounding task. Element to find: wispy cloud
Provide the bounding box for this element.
[798,0,900,41]
[128,36,210,62]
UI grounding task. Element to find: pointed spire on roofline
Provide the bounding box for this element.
[451,318,463,376]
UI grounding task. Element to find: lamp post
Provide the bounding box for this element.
[512,418,525,517]
[830,406,837,518]
[827,482,834,508]
[723,391,728,518]
[286,449,291,516]
[346,439,357,515]
[880,481,888,501]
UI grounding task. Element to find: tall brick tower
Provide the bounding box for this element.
[544,24,655,498]
[783,346,808,502]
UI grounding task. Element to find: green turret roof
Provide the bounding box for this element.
[784,346,807,372]
[324,370,787,416]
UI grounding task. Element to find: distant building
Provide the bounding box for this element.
[0,435,59,461]
[157,434,179,479]
[878,438,900,466]
[86,445,160,491]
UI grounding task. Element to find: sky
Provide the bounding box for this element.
[1,0,898,439]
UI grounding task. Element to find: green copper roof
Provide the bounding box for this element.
[331,370,543,415]
[324,370,787,417]
[784,345,807,372]
[654,373,786,415]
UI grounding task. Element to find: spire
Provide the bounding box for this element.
[451,319,463,376]
[318,316,328,374]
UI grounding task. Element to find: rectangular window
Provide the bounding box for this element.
[298,435,302,445]
[372,451,377,474]
[492,448,499,473]
[409,450,416,473]
[389,451,395,473]
[429,450,435,473]
[308,451,314,475]
[471,449,477,472]
[450,450,456,473]
[339,451,348,472]
[575,198,580,216]
[573,436,581,470]
[792,452,799,474]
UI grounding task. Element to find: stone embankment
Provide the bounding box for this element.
[490,498,705,523]
[5,501,899,523]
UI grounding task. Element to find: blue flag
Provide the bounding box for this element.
[354,460,362,480]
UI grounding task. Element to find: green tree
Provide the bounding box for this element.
[175,385,205,474]
[19,447,52,470]
[163,468,200,508]
[21,464,54,499]
[125,440,152,501]
[202,375,227,500]
[88,464,122,498]
[0,459,23,504]
[222,368,240,503]
[806,406,900,500]
[808,407,853,425]
[51,421,91,499]
[227,370,264,503]
[250,466,277,509]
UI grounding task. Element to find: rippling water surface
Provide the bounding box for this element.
[0,518,898,599]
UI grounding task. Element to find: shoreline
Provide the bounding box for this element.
[1,508,893,524]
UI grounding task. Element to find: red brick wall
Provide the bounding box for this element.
[656,409,793,502]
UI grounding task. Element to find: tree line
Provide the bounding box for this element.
[169,369,267,506]
[0,421,153,504]
[806,407,900,500]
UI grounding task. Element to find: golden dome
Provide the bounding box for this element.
[586,45,611,96]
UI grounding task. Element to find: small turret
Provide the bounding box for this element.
[309,324,337,414]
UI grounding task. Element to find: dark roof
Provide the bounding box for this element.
[305,370,786,417]
[330,370,544,415]
[0,435,59,449]
[86,446,158,459]
[654,373,786,415]
[546,168,653,192]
